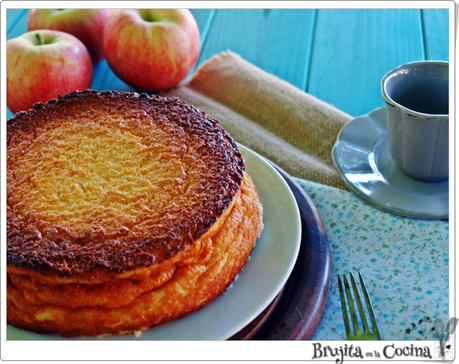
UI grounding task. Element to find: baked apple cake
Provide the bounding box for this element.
[7,90,263,337]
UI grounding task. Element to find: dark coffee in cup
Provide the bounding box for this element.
[390,78,448,115]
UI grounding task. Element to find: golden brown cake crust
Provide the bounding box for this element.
[7,90,245,278]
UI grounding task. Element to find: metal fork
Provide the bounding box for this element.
[338,272,381,340]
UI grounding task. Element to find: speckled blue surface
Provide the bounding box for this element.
[296,179,449,340]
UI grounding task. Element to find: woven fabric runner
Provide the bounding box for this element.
[162,51,353,190]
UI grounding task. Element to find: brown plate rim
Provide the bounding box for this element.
[230,162,331,340]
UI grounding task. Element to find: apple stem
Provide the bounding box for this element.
[35,32,44,46]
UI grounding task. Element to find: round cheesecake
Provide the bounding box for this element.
[7,90,263,337]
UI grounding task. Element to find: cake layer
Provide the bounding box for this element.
[8,173,263,337]
[7,90,245,277]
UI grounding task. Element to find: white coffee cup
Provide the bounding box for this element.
[381,61,448,181]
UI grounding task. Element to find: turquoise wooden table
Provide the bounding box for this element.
[6,9,449,120]
[6,8,450,342]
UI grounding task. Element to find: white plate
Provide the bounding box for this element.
[332,107,448,219]
[7,144,302,340]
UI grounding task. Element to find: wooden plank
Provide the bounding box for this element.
[307,9,426,117]
[190,9,214,37]
[196,9,316,90]
[7,9,29,40]
[422,9,449,61]
[7,9,26,29]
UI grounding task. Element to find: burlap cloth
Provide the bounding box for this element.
[162,51,352,190]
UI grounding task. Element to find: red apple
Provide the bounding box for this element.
[103,9,200,92]
[28,9,116,65]
[27,9,115,65]
[7,29,93,114]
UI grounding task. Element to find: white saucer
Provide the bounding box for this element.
[332,107,448,220]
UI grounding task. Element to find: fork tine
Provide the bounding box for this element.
[343,274,361,336]
[338,275,352,338]
[358,272,381,338]
[350,272,371,334]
